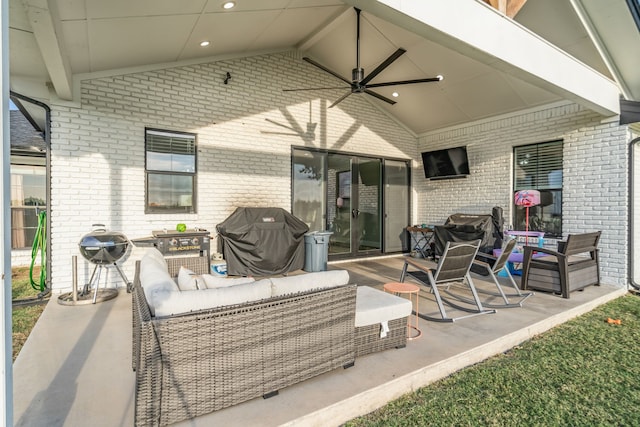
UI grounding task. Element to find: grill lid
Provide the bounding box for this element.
[79,224,129,265]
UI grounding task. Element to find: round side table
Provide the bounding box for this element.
[383,282,422,340]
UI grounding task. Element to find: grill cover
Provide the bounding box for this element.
[434,209,503,256]
[216,207,309,276]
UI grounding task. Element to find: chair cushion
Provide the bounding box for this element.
[354,286,412,327]
[270,270,349,297]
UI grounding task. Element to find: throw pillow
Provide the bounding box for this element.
[177,266,204,291]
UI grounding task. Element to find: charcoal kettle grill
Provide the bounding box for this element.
[59,224,131,305]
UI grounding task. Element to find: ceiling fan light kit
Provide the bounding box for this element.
[284,7,443,108]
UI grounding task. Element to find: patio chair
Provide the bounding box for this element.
[399,240,496,322]
[521,231,601,299]
[466,238,533,308]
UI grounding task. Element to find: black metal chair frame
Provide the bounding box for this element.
[465,238,533,308]
[399,240,496,323]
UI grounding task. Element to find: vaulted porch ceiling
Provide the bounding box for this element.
[8,0,630,135]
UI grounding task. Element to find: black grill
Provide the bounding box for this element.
[78,225,129,265]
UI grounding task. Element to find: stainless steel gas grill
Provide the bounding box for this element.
[75,224,131,303]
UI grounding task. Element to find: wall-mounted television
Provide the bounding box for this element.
[421,146,470,180]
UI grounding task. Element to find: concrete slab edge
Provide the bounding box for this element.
[280,286,628,427]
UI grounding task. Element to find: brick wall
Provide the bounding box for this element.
[417,103,629,286]
[47,51,417,291]
[45,51,630,290]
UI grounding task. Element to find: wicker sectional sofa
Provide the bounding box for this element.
[132,249,411,426]
[132,250,358,427]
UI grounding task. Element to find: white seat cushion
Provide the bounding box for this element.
[354,286,412,327]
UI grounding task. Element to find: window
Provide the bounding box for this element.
[11,158,46,249]
[145,128,196,213]
[513,140,563,237]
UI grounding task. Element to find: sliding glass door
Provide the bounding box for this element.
[292,148,408,259]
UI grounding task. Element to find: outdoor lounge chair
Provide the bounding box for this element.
[399,240,496,322]
[469,238,533,308]
[521,231,601,299]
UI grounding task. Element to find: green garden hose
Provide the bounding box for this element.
[29,210,47,292]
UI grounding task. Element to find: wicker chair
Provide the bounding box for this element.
[521,231,601,299]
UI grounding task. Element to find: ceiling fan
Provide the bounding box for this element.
[284,7,443,108]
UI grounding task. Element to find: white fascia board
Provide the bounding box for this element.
[345,0,620,117]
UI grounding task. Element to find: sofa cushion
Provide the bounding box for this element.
[151,278,273,317]
[202,275,256,288]
[141,248,168,271]
[354,286,412,327]
[270,270,349,297]
[139,257,179,301]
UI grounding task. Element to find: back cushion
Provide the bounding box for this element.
[140,259,178,295]
[152,278,272,317]
[141,248,168,271]
[270,270,349,298]
[203,275,256,288]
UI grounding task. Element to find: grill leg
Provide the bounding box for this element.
[92,265,103,304]
[82,264,99,296]
[112,262,131,291]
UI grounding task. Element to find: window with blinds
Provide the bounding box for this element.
[513,140,563,237]
[145,128,197,213]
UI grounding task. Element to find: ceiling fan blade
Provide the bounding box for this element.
[303,57,351,85]
[359,48,406,86]
[363,89,396,105]
[366,76,443,89]
[329,90,353,108]
[283,86,349,92]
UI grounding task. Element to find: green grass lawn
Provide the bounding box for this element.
[12,266,46,361]
[346,293,640,426]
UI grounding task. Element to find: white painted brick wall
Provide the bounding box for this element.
[44,50,630,290]
[417,103,629,286]
[47,52,416,291]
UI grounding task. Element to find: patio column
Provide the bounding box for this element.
[0,0,13,425]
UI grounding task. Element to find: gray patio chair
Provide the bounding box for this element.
[465,238,533,308]
[399,240,496,322]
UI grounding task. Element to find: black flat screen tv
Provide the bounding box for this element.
[421,146,470,180]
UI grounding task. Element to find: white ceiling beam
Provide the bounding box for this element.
[20,0,73,100]
[345,0,620,117]
[297,5,352,52]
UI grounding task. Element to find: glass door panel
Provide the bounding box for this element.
[292,149,326,231]
[356,158,381,253]
[384,160,410,252]
[327,153,352,255]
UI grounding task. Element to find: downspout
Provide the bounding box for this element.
[630,135,640,291]
[9,91,51,290]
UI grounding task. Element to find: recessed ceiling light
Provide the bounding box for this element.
[222,1,235,9]
[200,41,210,47]
[392,92,399,98]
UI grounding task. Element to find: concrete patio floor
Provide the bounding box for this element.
[13,255,626,427]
